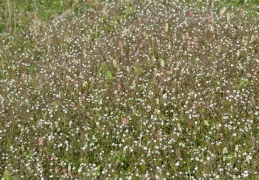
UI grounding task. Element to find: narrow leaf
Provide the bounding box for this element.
[68,164,72,173]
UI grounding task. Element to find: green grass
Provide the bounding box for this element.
[0,0,258,179]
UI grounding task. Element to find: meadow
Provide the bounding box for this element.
[0,0,258,179]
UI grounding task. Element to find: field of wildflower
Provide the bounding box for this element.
[0,0,258,179]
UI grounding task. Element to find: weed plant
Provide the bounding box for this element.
[0,0,258,179]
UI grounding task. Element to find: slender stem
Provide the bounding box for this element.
[34,0,38,21]
[13,1,16,33]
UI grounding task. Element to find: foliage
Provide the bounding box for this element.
[0,0,258,179]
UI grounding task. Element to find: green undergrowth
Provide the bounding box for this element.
[0,0,258,179]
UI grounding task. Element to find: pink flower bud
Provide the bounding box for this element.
[154,68,158,77]
[117,83,122,92]
[251,136,255,143]
[189,10,193,17]
[63,168,67,174]
[240,9,245,17]
[51,155,56,160]
[55,167,59,174]
[122,118,129,125]
[169,57,173,64]
[38,137,44,146]
[185,33,190,40]
[132,44,136,51]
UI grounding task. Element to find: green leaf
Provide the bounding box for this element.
[116,153,122,163]
[237,78,249,90]
[3,170,11,180]
[132,79,136,89]
[106,70,113,80]
[134,65,144,76]
[92,165,101,176]
[12,176,22,180]
[98,66,103,77]
[125,6,131,18]
[28,65,35,74]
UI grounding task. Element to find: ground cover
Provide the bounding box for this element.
[0,0,258,179]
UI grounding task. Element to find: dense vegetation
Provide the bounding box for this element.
[0,0,258,179]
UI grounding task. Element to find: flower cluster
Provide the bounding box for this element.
[0,0,258,179]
